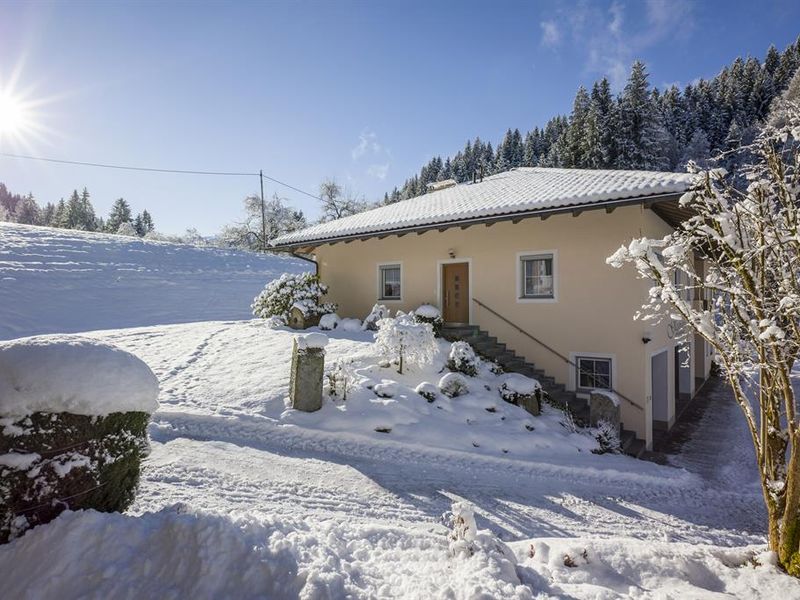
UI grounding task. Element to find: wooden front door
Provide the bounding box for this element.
[442,262,470,323]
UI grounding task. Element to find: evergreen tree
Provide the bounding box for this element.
[53,199,68,228]
[140,210,154,233]
[564,86,591,167]
[15,194,40,225]
[134,214,145,237]
[41,202,56,227]
[617,61,667,169]
[106,198,132,233]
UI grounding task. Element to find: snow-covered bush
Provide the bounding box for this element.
[374,312,437,374]
[318,313,340,331]
[326,358,357,401]
[438,372,469,398]
[593,419,621,454]
[373,380,398,398]
[447,341,478,376]
[415,381,438,402]
[338,318,362,332]
[362,304,389,331]
[447,501,477,557]
[251,272,337,323]
[0,336,159,543]
[116,221,138,237]
[413,304,443,337]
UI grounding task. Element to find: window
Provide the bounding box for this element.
[520,254,554,299]
[576,356,612,390]
[379,264,401,300]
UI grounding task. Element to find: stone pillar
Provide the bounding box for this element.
[589,391,620,431]
[289,334,327,412]
[519,391,541,416]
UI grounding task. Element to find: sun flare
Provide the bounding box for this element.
[0,92,31,137]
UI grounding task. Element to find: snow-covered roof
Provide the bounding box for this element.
[272,167,696,248]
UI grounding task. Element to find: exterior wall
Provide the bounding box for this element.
[314,205,678,446]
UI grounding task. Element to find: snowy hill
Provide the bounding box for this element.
[0,223,306,340]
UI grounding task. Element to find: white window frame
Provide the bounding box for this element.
[377,262,403,302]
[516,250,558,303]
[568,351,616,397]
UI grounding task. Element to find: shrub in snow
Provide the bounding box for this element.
[438,372,469,398]
[362,303,389,331]
[326,358,357,401]
[318,313,340,331]
[447,501,477,557]
[338,318,362,332]
[251,272,337,325]
[413,304,443,337]
[0,335,159,543]
[373,380,398,398]
[374,312,437,374]
[592,419,621,455]
[116,221,138,237]
[415,381,438,403]
[446,341,478,376]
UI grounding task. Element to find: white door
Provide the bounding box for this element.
[651,350,669,425]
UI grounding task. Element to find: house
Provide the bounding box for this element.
[272,167,713,454]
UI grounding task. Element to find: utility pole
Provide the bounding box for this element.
[259,169,267,252]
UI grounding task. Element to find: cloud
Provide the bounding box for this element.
[351,130,392,181]
[540,20,561,47]
[351,130,382,161]
[367,163,390,180]
[542,0,696,90]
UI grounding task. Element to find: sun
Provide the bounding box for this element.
[0,92,31,137]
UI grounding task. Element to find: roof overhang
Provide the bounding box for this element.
[272,191,689,251]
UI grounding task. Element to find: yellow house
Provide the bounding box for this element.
[273,167,713,455]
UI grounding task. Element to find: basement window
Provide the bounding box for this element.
[576,356,612,391]
[379,264,402,300]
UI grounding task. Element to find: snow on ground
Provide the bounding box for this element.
[0,222,306,340]
[0,230,795,598]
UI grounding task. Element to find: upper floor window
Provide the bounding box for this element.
[520,254,554,299]
[379,264,401,300]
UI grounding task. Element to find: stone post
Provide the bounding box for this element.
[289,333,328,412]
[589,390,620,431]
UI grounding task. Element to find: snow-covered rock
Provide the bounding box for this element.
[0,335,159,416]
[501,373,541,397]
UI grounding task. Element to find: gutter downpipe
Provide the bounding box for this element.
[290,251,319,276]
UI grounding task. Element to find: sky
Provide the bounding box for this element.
[0,0,798,235]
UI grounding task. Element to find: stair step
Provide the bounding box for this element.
[624,438,646,459]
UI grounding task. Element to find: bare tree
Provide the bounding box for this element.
[607,103,800,575]
[222,193,306,252]
[318,178,369,222]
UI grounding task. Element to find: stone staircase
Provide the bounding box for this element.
[442,324,647,458]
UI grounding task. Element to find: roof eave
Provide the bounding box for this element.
[270,191,687,250]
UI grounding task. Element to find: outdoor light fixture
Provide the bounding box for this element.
[642,331,652,344]
[448,249,456,258]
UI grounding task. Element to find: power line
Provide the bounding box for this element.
[0,151,323,201]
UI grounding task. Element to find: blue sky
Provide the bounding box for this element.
[0,0,798,234]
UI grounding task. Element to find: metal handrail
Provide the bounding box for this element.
[472,297,644,412]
